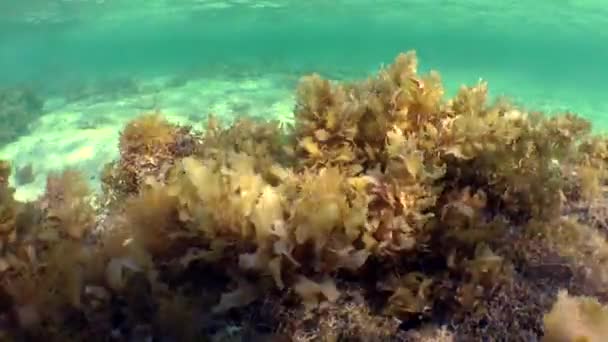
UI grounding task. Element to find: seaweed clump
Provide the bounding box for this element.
[100,112,199,202]
[2,51,608,341]
[543,290,608,342]
[0,163,101,340]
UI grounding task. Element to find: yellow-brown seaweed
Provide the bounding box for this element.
[2,51,608,341]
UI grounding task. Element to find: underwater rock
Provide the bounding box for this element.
[14,163,35,186]
[0,87,44,146]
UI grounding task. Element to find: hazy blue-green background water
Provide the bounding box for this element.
[1,0,608,199]
[2,1,607,100]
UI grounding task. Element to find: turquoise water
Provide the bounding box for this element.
[1,0,608,198]
[2,1,608,110]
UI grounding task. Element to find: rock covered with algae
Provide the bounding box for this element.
[1,51,608,341]
[0,87,44,146]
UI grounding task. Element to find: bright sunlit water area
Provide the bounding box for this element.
[1,0,607,200]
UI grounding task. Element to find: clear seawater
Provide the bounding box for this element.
[1,0,608,199]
